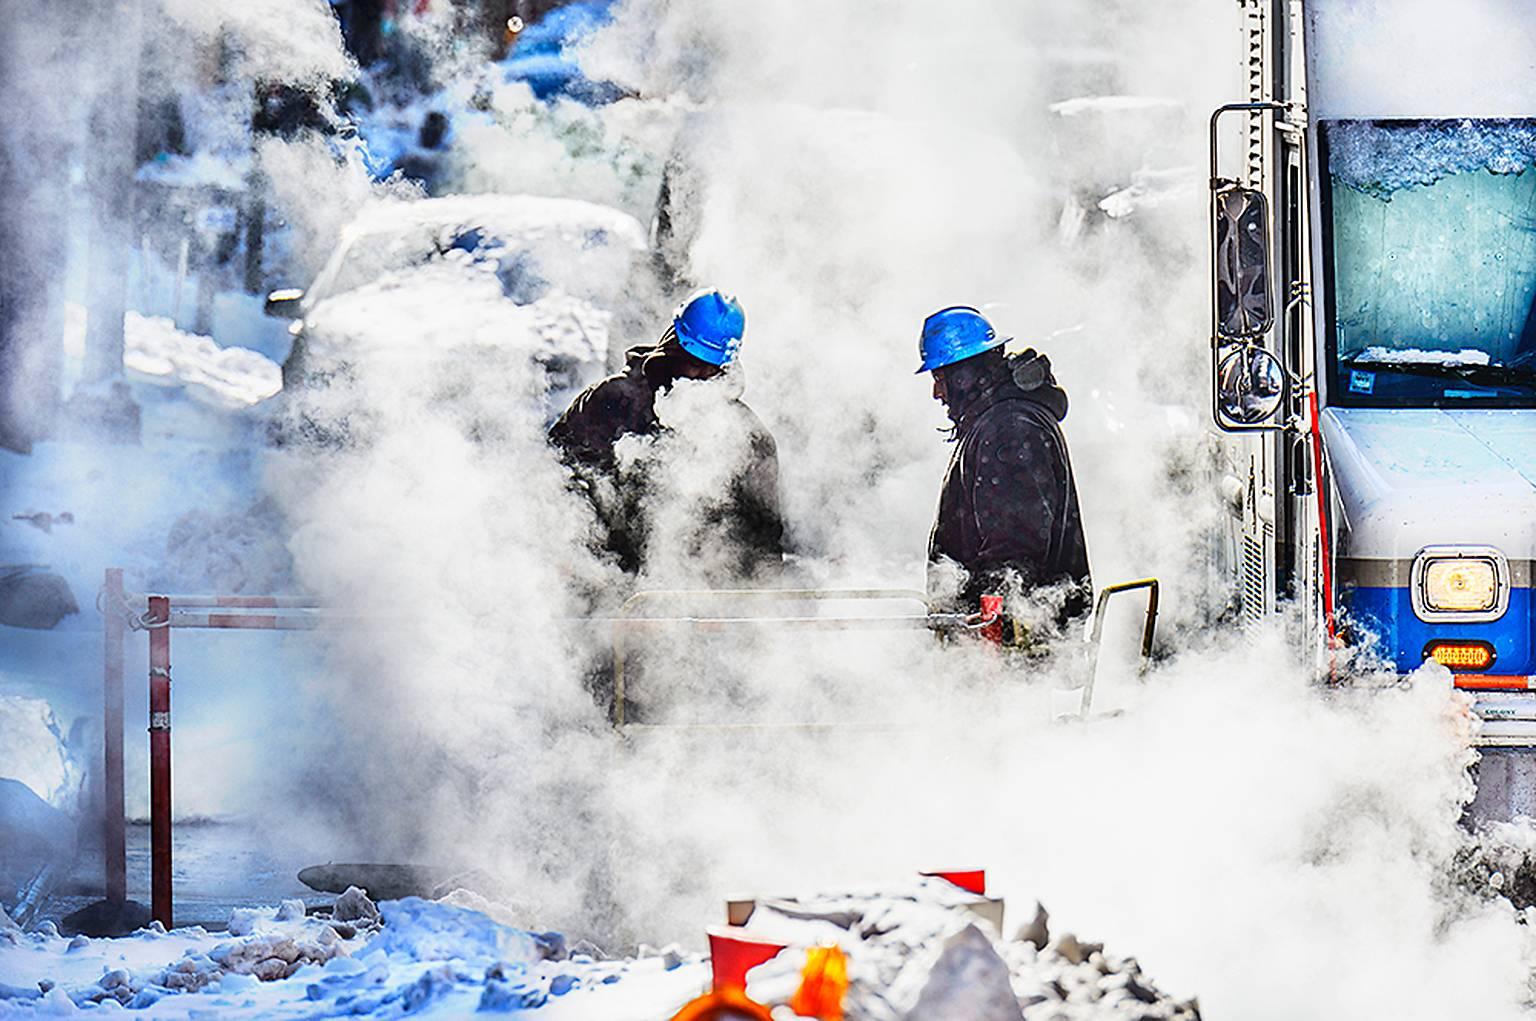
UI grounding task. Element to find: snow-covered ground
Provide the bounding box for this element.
[0,893,707,1019]
[0,878,1207,1019]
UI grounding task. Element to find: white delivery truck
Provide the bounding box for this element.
[1210,0,1536,823]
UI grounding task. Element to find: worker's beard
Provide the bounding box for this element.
[936,351,1008,433]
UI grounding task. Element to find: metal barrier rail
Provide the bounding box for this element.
[97,577,978,926]
[609,589,978,726]
[96,572,341,929]
[96,573,1155,926]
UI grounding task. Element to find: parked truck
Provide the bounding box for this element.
[1210,0,1536,824]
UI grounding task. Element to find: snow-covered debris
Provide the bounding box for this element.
[737,879,1198,1021]
[368,897,546,965]
[333,886,381,925]
[124,312,282,409]
[0,896,708,1019]
[910,924,1024,1020]
[0,696,83,812]
[1048,95,1184,118]
[1357,346,1493,366]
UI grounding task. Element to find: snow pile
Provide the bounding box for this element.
[1047,96,1183,119]
[0,893,707,1018]
[0,899,371,1011]
[1357,346,1493,367]
[0,696,81,812]
[123,312,282,409]
[737,878,1197,1020]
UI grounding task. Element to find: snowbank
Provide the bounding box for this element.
[0,696,81,813]
[0,894,706,1019]
[0,879,1205,1019]
[123,313,282,410]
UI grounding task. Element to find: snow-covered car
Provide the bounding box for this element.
[264,194,647,445]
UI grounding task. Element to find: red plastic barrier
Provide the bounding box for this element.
[919,868,986,895]
[707,927,788,991]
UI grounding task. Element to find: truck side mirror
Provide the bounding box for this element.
[1212,187,1274,339]
[1217,346,1286,424]
[265,288,305,320]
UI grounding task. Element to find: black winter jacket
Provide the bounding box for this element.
[549,344,784,581]
[928,351,1091,623]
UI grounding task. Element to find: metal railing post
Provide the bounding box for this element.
[1081,579,1161,720]
[147,595,172,929]
[102,569,127,904]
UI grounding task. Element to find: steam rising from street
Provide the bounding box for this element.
[8,0,1536,1015]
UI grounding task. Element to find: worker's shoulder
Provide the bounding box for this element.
[726,400,779,458]
[965,398,1065,466]
[973,395,1062,437]
[569,369,651,418]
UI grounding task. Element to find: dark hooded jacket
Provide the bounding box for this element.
[549,338,784,581]
[928,348,1091,624]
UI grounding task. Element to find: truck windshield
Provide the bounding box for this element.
[1321,118,1536,407]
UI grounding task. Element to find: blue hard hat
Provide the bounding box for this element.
[916,306,1005,373]
[673,289,746,367]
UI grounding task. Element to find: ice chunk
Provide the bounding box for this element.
[367,898,542,966]
[906,924,1023,1021]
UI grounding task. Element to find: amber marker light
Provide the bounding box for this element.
[1425,640,1496,672]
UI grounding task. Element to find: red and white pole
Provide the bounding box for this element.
[147,595,172,929]
[101,569,127,904]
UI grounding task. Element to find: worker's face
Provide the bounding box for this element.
[675,357,725,382]
[931,366,950,407]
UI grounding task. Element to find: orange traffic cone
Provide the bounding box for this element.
[789,945,849,1021]
[668,986,774,1021]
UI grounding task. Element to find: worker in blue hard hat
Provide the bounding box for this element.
[918,306,1091,635]
[550,289,783,584]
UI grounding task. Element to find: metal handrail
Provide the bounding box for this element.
[610,588,957,727]
[1081,578,1161,720]
[618,588,929,615]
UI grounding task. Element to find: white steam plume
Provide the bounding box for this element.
[35,0,1536,1016]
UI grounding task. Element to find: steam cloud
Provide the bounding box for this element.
[14,0,1536,1015]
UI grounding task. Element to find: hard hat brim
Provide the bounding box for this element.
[915,333,1010,373]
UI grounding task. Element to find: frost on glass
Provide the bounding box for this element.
[1325,119,1536,366]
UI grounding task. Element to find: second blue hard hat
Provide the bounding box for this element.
[916,306,1005,373]
[673,289,746,367]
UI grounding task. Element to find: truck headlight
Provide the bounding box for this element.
[1412,546,1509,622]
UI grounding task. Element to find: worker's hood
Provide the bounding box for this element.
[1322,407,1536,560]
[622,341,746,401]
[944,349,1068,431]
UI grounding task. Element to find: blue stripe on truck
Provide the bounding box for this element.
[1341,586,1534,674]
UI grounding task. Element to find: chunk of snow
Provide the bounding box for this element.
[123,312,282,409]
[0,695,82,811]
[368,898,543,966]
[907,924,1024,1021]
[1049,94,1183,118]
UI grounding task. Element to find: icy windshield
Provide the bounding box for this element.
[1322,118,1536,406]
[314,225,551,306]
[322,225,447,298]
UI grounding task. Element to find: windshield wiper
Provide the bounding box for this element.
[1341,355,1536,389]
